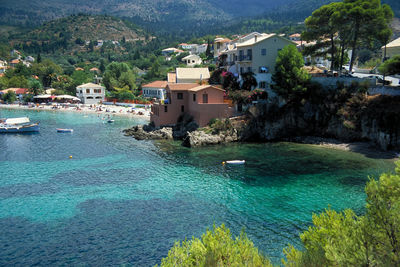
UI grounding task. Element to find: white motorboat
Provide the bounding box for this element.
[0,117,39,133]
[223,160,246,165]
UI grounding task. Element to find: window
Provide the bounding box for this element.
[261,48,266,56]
[181,105,184,112]
[203,94,208,103]
[239,50,244,61]
[86,89,90,94]
[247,67,252,73]
[259,81,266,88]
[177,93,183,99]
[80,90,82,94]
[164,106,168,112]
[86,96,93,99]
[193,93,196,102]
[247,49,252,60]
[240,67,244,74]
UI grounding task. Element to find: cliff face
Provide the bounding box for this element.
[241,94,400,151]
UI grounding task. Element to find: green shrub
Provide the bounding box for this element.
[159,224,272,267]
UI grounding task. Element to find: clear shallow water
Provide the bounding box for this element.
[0,108,395,266]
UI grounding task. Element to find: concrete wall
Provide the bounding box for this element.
[368,86,400,96]
[311,77,377,89]
[385,46,400,58]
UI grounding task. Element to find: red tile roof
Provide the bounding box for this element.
[166,83,199,91]
[1,88,29,94]
[142,81,168,88]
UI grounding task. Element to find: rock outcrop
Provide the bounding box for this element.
[123,125,173,140]
[182,128,240,147]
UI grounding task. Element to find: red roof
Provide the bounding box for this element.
[10,59,20,64]
[142,81,168,88]
[166,83,199,91]
[1,88,29,94]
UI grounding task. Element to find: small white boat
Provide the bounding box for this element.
[107,120,114,123]
[0,117,39,133]
[57,128,74,133]
[224,160,246,165]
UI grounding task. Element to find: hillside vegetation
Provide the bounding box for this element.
[1,0,398,35]
[7,15,151,56]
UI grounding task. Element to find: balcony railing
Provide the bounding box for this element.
[238,55,252,61]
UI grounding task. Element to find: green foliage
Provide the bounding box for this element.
[52,75,76,94]
[379,55,400,75]
[241,72,258,91]
[103,62,136,91]
[1,90,17,103]
[71,70,93,86]
[31,59,63,87]
[283,161,400,266]
[159,224,271,267]
[7,75,28,88]
[272,45,310,99]
[28,78,43,96]
[227,90,253,104]
[302,0,393,72]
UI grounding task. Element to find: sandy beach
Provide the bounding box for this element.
[0,103,151,120]
[288,136,399,160]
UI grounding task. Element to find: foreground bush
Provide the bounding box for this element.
[159,224,272,267]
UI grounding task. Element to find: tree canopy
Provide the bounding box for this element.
[302,0,394,72]
[378,55,400,75]
[159,224,272,267]
[102,62,136,91]
[272,45,310,99]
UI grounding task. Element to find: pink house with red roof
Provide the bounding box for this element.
[151,83,233,128]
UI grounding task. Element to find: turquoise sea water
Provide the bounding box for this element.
[0,108,395,266]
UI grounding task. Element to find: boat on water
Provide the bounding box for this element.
[223,160,246,165]
[57,128,74,133]
[107,120,114,123]
[0,117,39,133]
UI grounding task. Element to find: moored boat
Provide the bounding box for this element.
[223,160,246,165]
[0,117,39,133]
[57,128,74,133]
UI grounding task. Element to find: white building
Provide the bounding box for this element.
[76,83,105,104]
[176,68,210,83]
[179,43,198,50]
[142,81,168,100]
[182,54,202,66]
[191,44,208,55]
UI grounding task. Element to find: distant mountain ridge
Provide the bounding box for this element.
[0,0,398,34]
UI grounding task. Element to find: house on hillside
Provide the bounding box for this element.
[383,37,400,59]
[182,54,202,67]
[9,59,20,68]
[176,68,210,83]
[167,72,177,83]
[162,48,184,56]
[191,44,208,55]
[150,83,233,127]
[76,83,105,104]
[214,37,231,58]
[289,33,301,41]
[220,33,295,90]
[142,81,168,100]
[179,43,198,50]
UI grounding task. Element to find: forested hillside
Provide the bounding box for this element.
[1,0,397,35]
[7,15,150,55]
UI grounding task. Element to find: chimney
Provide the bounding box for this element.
[255,35,258,42]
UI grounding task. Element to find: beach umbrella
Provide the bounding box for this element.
[33,94,52,99]
[56,95,81,101]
